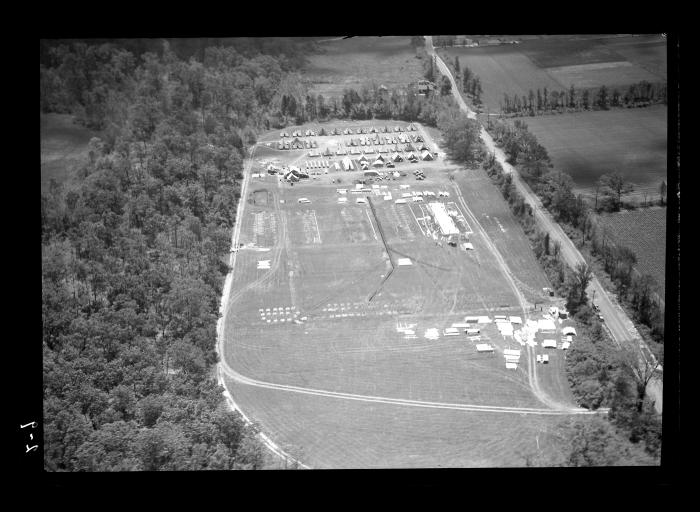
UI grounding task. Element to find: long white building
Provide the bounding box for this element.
[428,202,459,236]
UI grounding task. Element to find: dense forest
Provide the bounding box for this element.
[40,38,324,470]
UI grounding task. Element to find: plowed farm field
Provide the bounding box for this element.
[441,34,666,113]
[596,207,667,295]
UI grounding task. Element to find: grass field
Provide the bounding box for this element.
[221,120,585,467]
[596,207,667,294]
[304,37,424,98]
[522,105,667,197]
[226,375,566,468]
[40,113,94,192]
[441,34,666,113]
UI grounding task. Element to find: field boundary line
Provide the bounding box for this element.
[220,361,594,416]
[365,207,379,241]
[216,147,310,469]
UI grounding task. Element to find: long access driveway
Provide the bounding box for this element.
[425,36,662,413]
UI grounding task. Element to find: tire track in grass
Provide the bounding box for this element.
[451,180,573,411]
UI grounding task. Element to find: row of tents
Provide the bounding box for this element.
[344,134,424,146]
[281,124,419,138]
[305,145,434,157]
[278,138,318,150]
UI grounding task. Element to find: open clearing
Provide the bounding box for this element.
[596,207,667,295]
[40,113,94,192]
[304,37,424,98]
[523,105,667,197]
[222,119,588,468]
[441,34,666,113]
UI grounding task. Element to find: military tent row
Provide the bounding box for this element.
[345,134,425,146]
[281,124,418,138]
[305,160,331,169]
[277,138,319,150]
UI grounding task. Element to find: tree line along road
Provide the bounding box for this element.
[424,36,662,413]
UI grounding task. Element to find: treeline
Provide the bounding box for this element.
[488,118,665,344]
[40,37,316,71]
[40,41,318,470]
[276,82,449,128]
[500,81,667,116]
[481,156,661,461]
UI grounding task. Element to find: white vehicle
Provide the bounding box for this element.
[412,196,424,202]
[356,197,367,204]
[466,328,480,335]
[298,198,311,204]
[395,199,407,204]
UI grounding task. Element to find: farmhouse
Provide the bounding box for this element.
[428,202,459,236]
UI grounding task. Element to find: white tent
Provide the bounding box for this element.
[421,150,434,161]
[397,258,412,266]
[538,319,557,332]
[342,157,353,171]
[562,326,577,336]
[391,153,403,162]
[542,339,557,348]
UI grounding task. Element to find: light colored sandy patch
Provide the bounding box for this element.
[547,61,634,73]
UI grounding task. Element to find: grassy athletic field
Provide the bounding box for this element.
[304,36,424,98]
[222,120,583,468]
[40,113,94,192]
[523,105,667,198]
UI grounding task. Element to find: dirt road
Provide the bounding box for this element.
[425,36,663,413]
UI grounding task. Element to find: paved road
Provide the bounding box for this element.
[425,36,663,413]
